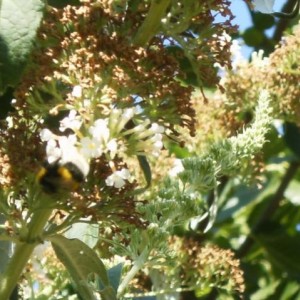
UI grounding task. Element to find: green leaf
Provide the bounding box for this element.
[243,27,265,47]
[167,142,190,158]
[253,12,275,30]
[0,0,45,93]
[279,281,300,300]
[284,180,300,206]
[166,46,199,87]
[216,183,262,224]
[64,223,99,248]
[107,263,123,293]
[137,155,152,188]
[99,286,118,300]
[50,235,111,299]
[262,126,286,161]
[255,224,300,279]
[133,0,171,46]
[250,280,280,300]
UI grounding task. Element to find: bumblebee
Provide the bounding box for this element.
[36,160,86,194]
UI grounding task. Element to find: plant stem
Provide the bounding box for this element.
[133,0,171,46]
[117,248,149,296]
[0,208,52,300]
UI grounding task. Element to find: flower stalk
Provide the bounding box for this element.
[117,248,150,297]
[133,0,171,46]
[0,208,53,300]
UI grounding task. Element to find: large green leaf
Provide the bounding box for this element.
[50,235,115,299]
[279,281,300,300]
[64,223,99,248]
[216,182,262,224]
[253,12,275,30]
[0,0,44,93]
[107,263,123,293]
[99,286,118,300]
[250,280,280,300]
[137,155,152,188]
[255,224,300,279]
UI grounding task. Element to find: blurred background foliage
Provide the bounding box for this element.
[156,1,300,299]
[194,1,300,299]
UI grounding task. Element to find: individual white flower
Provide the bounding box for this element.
[108,108,123,135]
[106,138,118,158]
[147,133,164,156]
[40,128,56,142]
[46,139,62,164]
[132,121,164,140]
[58,135,77,159]
[6,116,13,129]
[58,136,90,177]
[168,159,184,177]
[105,168,131,188]
[58,134,77,148]
[80,136,103,159]
[113,107,138,134]
[123,107,137,120]
[127,121,165,156]
[150,123,165,134]
[83,99,91,108]
[72,85,83,98]
[58,135,77,155]
[90,119,110,143]
[123,122,149,137]
[59,110,82,132]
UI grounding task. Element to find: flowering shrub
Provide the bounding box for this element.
[2,0,298,299]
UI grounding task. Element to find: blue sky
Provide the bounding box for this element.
[230,0,287,29]
[227,0,287,58]
[230,0,253,58]
[230,0,252,31]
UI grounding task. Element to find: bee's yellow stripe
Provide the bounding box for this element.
[57,166,80,190]
[36,167,47,182]
[57,166,73,181]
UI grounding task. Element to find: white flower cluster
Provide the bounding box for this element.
[40,86,165,188]
[40,128,90,178]
[251,49,269,69]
